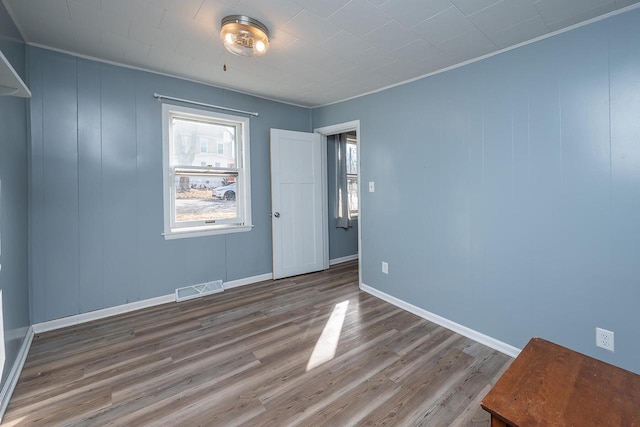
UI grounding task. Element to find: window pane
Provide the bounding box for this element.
[172,118,236,168]
[199,138,209,153]
[347,176,358,215]
[346,142,357,175]
[174,174,238,223]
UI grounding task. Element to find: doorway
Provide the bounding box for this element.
[315,121,361,286]
[270,121,361,283]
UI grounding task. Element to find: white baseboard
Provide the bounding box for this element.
[0,326,34,422]
[32,294,176,334]
[360,283,521,358]
[224,273,272,289]
[32,272,275,334]
[329,254,358,266]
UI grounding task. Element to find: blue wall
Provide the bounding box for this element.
[327,135,358,261]
[0,3,22,43]
[0,40,30,386]
[313,9,640,373]
[27,47,311,323]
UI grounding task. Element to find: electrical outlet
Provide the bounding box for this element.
[596,327,614,352]
[369,181,375,192]
[381,261,388,274]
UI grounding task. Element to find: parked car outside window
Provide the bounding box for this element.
[212,183,236,200]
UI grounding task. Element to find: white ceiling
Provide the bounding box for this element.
[4,0,639,107]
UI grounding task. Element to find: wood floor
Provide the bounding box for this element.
[3,261,512,426]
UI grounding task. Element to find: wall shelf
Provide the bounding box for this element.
[0,49,30,98]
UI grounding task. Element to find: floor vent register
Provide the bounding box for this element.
[175,280,224,302]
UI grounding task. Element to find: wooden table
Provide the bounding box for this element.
[481,338,640,426]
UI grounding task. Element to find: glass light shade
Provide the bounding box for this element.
[220,15,270,57]
[0,85,18,96]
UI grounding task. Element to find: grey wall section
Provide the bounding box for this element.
[327,135,358,260]
[0,40,30,386]
[0,3,23,42]
[312,9,640,374]
[28,47,311,323]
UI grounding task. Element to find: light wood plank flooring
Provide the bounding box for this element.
[3,261,512,426]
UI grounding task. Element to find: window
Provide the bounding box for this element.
[162,103,252,239]
[200,138,209,153]
[337,132,358,228]
[217,143,224,155]
[346,136,358,218]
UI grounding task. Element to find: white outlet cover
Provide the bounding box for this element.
[596,327,614,352]
[382,261,388,274]
[368,181,375,192]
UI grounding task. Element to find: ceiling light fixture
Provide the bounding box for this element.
[220,15,270,57]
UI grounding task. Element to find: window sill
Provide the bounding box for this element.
[163,224,253,240]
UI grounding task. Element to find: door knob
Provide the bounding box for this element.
[274,212,280,218]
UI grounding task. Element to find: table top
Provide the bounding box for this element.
[481,337,640,426]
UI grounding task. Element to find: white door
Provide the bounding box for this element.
[271,129,325,279]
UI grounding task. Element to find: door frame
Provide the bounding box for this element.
[314,120,361,285]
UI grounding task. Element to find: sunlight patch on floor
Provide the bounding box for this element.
[306,300,349,371]
[2,415,26,426]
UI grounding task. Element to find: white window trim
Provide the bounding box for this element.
[161,103,252,239]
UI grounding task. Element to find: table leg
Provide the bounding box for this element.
[490,415,508,427]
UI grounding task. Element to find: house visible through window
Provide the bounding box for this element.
[162,103,252,239]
